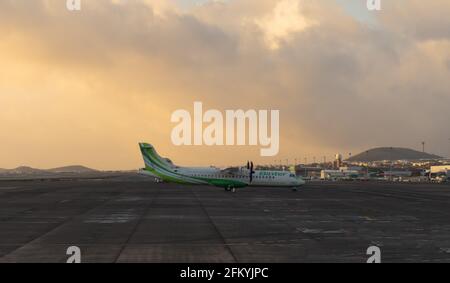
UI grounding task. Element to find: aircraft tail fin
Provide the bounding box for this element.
[139,143,175,170]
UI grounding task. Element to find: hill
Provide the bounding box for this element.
[0,165,98,176]
[1,166,49,175]
[347,147,442,162]
[47,165,98,173]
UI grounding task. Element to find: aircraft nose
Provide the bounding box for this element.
[296,177,305,185]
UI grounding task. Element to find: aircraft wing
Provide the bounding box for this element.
[220,167,241,174]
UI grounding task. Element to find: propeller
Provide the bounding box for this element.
[249,161,255,183]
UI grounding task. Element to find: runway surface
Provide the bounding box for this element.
[1,175,450,262]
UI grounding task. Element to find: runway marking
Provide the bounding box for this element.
[0,189,127,261]
[0,187,21,190]
[362,216,375,221]
[296,228,347,234]
[84,213,138,224]
[112,188,161,262]
[191,188,238,263]
[439,248,450,254]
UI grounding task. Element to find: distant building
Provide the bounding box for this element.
[334,154,343,169]
[321,169,360,180]
[383,171,412,178]
[321,170,344,180]
[430,165,450,174]
[428,165,450,182]
[339,166,363,172]
[297,166,322,178]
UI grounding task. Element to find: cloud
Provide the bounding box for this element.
[253,0,318,49]
[0,0,449,169]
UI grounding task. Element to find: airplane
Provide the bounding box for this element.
[138,142,305,192]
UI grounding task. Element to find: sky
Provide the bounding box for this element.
[0,0,449,170]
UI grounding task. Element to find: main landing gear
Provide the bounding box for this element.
[225,186,236,193]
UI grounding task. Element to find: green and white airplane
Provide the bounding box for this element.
[139,142,305,192]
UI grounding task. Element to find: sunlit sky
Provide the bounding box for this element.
[0,0,449,170]
[177,0,375,22]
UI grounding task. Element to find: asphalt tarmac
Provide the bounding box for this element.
[1,175,449,262]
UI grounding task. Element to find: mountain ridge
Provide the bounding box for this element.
[0,165,98,175]
[47,165,98,173]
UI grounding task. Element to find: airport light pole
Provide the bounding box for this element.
[304,157,307,177]
[448,138,450,159]
[389,147,393,182]
[366,151,369,178]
